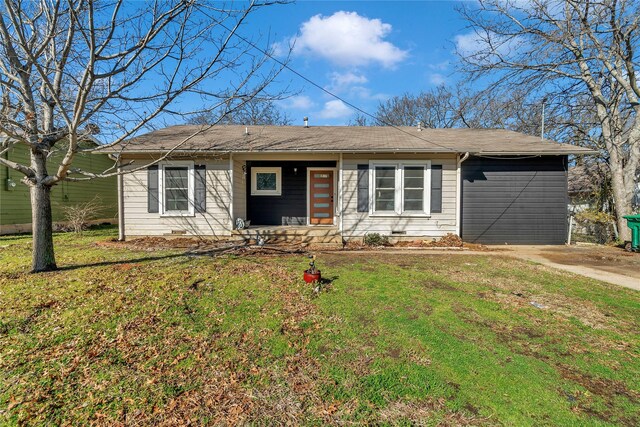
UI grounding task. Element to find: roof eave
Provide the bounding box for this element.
[95,148,598,156]
[470,150,599,156]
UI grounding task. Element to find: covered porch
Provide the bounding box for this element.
[231,154,342,230]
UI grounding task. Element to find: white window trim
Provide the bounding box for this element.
[369,160,431,217]
[251,167,282,196]
[158,161,195,217]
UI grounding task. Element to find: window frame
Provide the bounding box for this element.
[369,160,431,217]
[158,161,195,217]
[251,166,282,196]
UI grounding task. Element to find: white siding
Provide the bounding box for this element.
[341,153,458,239]
[122,158,232,237]
[120,152,459,239]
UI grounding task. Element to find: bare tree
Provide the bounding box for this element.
[347,113,370,126]
[456,0,640,241]
[0,0,287,272]
[374,86,462,128]
[363,85,568,140]
[188,98,291,126]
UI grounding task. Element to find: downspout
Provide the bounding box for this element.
[110,154,125,241]
[3,151,10,187]
[229,152,234,233]
[456,152,470,237]
[339,153,343,235]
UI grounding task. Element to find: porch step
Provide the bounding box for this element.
[232,226,343,245]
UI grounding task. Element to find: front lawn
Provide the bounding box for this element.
[1,227,638,425]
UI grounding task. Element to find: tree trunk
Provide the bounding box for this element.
[30,149,57,273]
[30,183,57,272]
[610,163,632,242]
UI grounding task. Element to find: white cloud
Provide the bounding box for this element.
[279,95,315,111]
[271,40,288,58]
[454,30,520,58]
[454,32,485,56]
[329,71,368,89]
[428,73,446,86]
[325,72,387,100]
[290,11,408,68]
[349,86,388,101]
[428,61,449,71]
[317,100,352,119]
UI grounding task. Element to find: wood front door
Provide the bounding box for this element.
[309,170,334,224]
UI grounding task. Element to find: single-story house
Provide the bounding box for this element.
[1,139,118,235]
[100,125,594,245]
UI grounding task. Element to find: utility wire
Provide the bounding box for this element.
[216,20,458,153]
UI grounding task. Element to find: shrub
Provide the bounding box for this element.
[61,197,104,233]
[363,232,389,247]
[573,208,616,244]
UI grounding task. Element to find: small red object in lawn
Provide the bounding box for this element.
[303,270,321,283]
[303,254,321,283]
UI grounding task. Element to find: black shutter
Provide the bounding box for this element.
[147,165,159,213]
[194,164,206,213]
[357,164,369,212]
[431,164,442,213]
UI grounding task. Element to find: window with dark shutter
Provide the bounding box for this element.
[357,164,369,212]
[194,164,206,213]
[431,165,442,213]
[147,165,159,213]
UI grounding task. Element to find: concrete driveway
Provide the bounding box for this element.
[494,244,640,291]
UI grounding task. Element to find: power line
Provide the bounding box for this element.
[216,20,458,153]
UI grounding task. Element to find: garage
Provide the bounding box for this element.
[461,156,569,244]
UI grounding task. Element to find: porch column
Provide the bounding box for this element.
[229,153,234,231]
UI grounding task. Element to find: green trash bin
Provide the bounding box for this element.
[623,215,640,252]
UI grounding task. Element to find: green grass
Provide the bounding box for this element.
[1,226,639,425]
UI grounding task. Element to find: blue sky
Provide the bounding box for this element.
[242,1,474,125]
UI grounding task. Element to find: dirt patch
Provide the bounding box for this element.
[96,236,205,251]
[385,347,402,359]
[379,399,493,426]
[555,365,640,425]
[455,307,639,425]
[475,287,627,332]
[557,365,640,403]
[96,238,312,261]
[537,245,640,280]
[394,233,464,248]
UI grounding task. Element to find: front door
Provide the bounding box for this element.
[309,170,334,225]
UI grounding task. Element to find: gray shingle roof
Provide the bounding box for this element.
[97,125,596,155]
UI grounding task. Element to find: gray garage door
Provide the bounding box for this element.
[461,156,568,244]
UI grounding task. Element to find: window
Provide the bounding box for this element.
[251,167,282,196]
[403,166,425,212]
[370,161,431,215]
[159,162,195,216]
[374,166,396,212]
[164,167,189,211]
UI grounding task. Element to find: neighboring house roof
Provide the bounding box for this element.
[97,125,596,155]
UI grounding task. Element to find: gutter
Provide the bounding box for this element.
[456,152,470,237]
[94,148,598,156]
